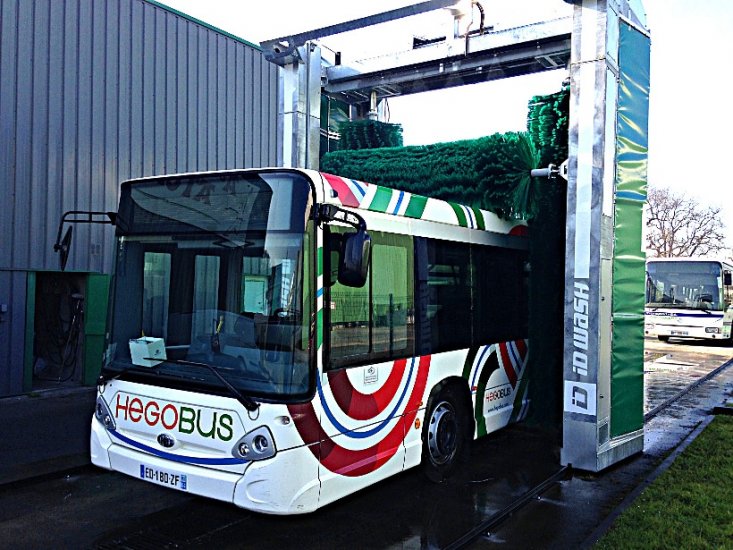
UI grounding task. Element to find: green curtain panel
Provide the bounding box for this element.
[610,21,650,437]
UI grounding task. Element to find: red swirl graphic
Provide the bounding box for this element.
[515,338,527,359]
[509,224,529,236]
[326,359,407,420]
[288,356,431,477]
[498,340,528,389]
[499,342,517,388]
[321,173,360,207]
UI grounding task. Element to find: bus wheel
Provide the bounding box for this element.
[658,336,670,342]
[422,385,469,483]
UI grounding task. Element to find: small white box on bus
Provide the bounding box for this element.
[129,337,166,367]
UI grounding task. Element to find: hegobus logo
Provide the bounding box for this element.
[114,394,234,441]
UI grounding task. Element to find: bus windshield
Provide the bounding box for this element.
[646,261,723,311]
[104,171,314,399]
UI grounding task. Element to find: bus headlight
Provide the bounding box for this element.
[705,327,721,334]
[645,323,654,330]
[233,426,276,461]
[94,396,117,431]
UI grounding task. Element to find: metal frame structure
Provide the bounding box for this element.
[261,0,573,169]
[562,0,649,471]
[261,0,650,473]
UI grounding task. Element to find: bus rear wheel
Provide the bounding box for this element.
[422,385,470,483]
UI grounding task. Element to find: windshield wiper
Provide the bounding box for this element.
[98,363,164,385]
[98,358,259,411]
[152,358,259,412]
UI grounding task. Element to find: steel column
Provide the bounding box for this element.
[561,0,649,471]
[278,44,322,169]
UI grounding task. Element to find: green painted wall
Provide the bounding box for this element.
[83,274,110,386]
[23,273,36,393]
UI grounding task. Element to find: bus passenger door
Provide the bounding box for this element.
[317,229,416,506]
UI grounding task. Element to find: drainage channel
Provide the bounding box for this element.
[443,465,572,550]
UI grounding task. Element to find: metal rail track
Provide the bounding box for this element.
[644,356,733,422]
[443,465,572,550]
[445,355,733,549]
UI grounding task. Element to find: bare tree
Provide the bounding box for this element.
[645,187,726,257]
[723,247,733,263]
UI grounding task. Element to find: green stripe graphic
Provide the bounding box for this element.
[472,207,485,230]
[510,378,529,423]
[369,186,392,212]
[462,347,479,380]
[404,194,428,219]
[474,353,500,437]
[449,203,467,227]
[316,308,323,349]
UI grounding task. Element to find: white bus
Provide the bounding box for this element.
[91,168,530,514]
[645,257,733,342]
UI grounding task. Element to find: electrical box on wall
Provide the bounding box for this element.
[21,272,110,392]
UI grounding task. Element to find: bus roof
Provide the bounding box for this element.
[120,167,527,236]
[317,171,526,236]
[647,257,733,268]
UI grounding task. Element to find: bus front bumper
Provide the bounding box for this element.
[645,323,726,340]
[90,420,321,514]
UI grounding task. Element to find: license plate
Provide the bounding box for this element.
[139,464,188,491]
[670,330,688,336]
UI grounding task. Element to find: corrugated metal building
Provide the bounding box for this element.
[0,0,280,396]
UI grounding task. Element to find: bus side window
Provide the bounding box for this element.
[724,270,732,307]
[327,230,414,368]
[472,246,529,344]
[415,238,529,356]
[370,233,414,359]
[417,239,472,354]
[325,228,343,288]
[327,227,370,367]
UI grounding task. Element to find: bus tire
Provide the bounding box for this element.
[657,336,670,342]
[421,384,470,483]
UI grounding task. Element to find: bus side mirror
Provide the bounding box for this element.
[724,271,732,286]
[53,210,117,271]
[55,226,74,271]
[338,231,371,288]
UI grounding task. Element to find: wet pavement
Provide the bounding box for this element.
[0,386,95,485]
[643,338,733,415]
[0,425,561,549]
[94,427,561,549]
[475,338,733,549]
[0,338,731,549]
